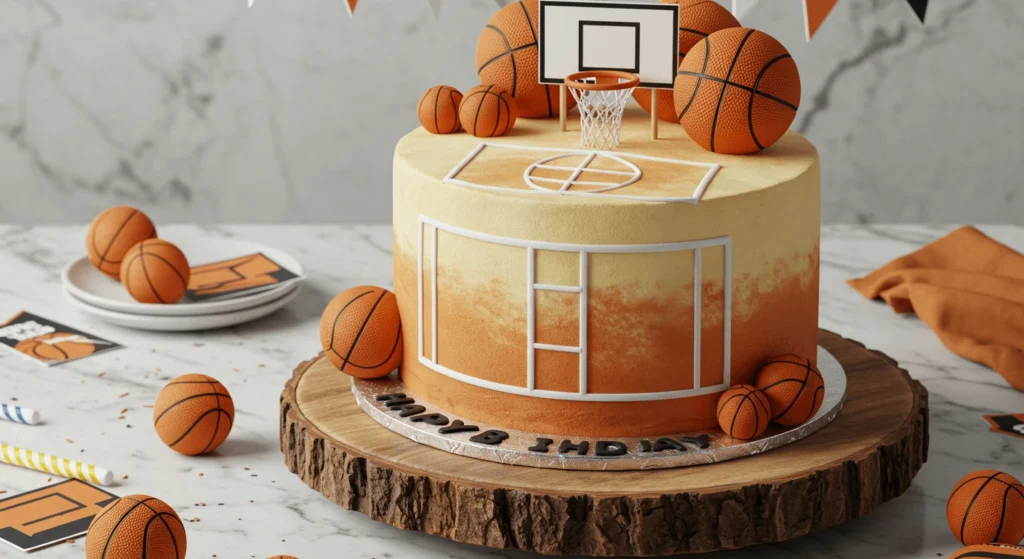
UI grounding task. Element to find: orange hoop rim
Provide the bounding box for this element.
[564,70,640,91]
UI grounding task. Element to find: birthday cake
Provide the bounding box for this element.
[321,0,829,456]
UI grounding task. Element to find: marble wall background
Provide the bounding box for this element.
[0,0,1020,225]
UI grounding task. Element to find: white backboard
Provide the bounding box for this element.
[539,1,679,89]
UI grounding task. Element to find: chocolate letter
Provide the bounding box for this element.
[469,430,509,445]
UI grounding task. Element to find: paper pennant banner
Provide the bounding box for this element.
[730,0,763,21]
[344,0,358,16]
[803,0,838,41]
[906,0,928,23]
[428,0,442,16]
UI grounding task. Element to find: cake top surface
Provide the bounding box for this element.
[397,106,818,205]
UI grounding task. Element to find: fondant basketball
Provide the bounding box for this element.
[674,28,800,154]
[754,354,824,426]
[951,544,1024,558]
[87,206,157,279]
[121,239,191,304]
[947,470,1024,545]
[715,384,770,440]
[418,85,463,135]
[634,0,740,122]
[459,85,518,138]
[85,494,186,559]
[319,286,403,379]
[476,0,575,118]
[14,332,95,361]
[153,374,235,456]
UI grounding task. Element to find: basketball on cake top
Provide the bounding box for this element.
[675,27,800,154]
[460,85,518,138]
[634,0,740,123]
[418,85,463,135]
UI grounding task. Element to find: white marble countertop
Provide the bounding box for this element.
[0,224,1021,559]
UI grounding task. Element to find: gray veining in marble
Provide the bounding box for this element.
[1,0,1022,225]
[0,224,1022,558]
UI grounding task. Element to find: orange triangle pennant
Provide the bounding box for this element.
[345,0,358,16]
[803,0,838,41]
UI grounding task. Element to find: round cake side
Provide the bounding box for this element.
[392,109,820,437]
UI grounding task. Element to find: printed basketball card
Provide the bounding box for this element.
[0,311,122,367]
[0,479,118,552]
[186,252,301,302]
[985,414,1024,440]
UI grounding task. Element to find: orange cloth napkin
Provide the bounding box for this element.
[849,226,1024,391]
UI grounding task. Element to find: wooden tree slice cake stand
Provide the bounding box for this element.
[280,330,929,556]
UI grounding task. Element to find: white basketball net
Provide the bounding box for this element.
[568,81,636,150]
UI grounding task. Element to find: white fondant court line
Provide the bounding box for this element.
[579,250,588,396]
[560,152,597,192]
[532,163,635,177]
[445,142,722,204]
[417,220,424,361]
[529,176,620,188]
[693,246,702,391]
[417,214,733,403]
[432,226,438,363]
[527,246,536,391]
[534,283,582,293]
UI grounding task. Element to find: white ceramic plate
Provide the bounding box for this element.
[63,284,301,332]
[62,235,304,317]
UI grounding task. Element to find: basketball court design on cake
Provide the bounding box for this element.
[443,142,721,203]
[416,214,733,402]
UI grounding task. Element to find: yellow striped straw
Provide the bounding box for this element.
[0,443,115,486]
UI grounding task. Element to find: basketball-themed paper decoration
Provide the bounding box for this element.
[476,0,574,119]
[803,0,838,41]
[754,354,824,426]
[14,332,96,362]
[153,374,235,456]
[319,286,403,379]
[674,28,800,154]
[716,385,771,440]
[86,206,157,279]
[121,239,191,304]
[418,85,463,135]
[86,495,186,559]
[634,0,740,123]
[951,544,1024,558]
[459,85,518,138]
[947,470,1024,546]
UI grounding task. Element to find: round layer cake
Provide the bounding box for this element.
[393,107,819,438]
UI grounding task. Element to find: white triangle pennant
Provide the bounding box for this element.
[428,0,442,17]
[730,0,763,21]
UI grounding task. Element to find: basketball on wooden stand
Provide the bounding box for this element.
[716,384,771,440]
[634,0,740,122]
[319,286,403,379]
[86,206,157,279]
[121,239,191,304]
[755,354,824,426]
[153,374,235,456]
[418,85,463,135]
[85,494,186,559]
[674,27,800,154]
[459,85,518,138]
[947,470,1024,546]
[476,0,575,118]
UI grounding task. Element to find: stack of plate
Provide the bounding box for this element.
[61,237,305,332]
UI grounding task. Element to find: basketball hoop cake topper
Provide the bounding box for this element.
[281,1,929,554]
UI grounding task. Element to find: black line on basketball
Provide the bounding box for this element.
[710,28,754,152]
[202,378,223,454]
[154,393,225,426]
[717,392,745,415]
[448,88,461,133]
[477,43,536,74]
[348,323,403,369]
[473,86,493,137]
[432,87,440,134]
[748,53,793,150]
[994,484,1012,543]
[489,90,502,137]
[341,290,388,370]
[100,499,150,559]
[169,407,233,448]
[136,504,185,559]
[327,290,374,355]
[676,72,799,110]
[484,25,518,95]
[137,241,166,304]
[496,90,513,133]
[806,385,824,422]
[679,26,710,38]
[961,475,1000,542]
[140,251,188,290]
[677,37,710,121]
[97,209,139,268]
[417,88,429,119]
[165,378,217,386]
[762,376,809,421]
